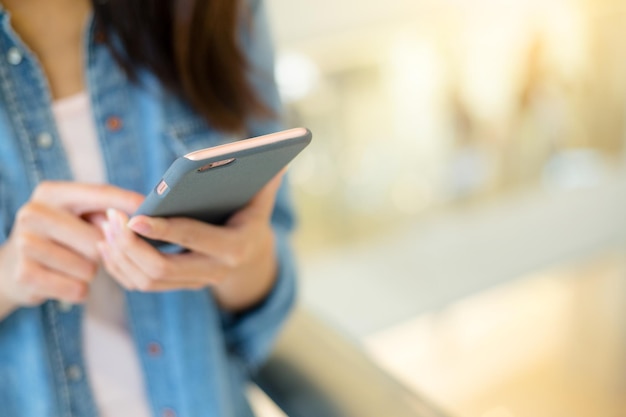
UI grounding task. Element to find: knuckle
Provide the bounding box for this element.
[205,267,226,286]
[227,245,247,266]
[153,219,171,240]
[215,269,229,284]
[59,285,87,303]
[149,259,169,281]
[88,262,99,276]
[15,205,37,225]
[164,218,192,243]
[71,284,88,301]
[136,277,155,292]
[14,233,34,252]
[103,184,122,196]
[83,244,101,262]
[113,233,131,250]
[23,292,44,306]
[82,262,98,280]
[93,183,109,194]
[33,181,57,200]
[15,274,31,286]
[15,263,37,286]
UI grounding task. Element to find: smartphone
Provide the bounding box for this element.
[133,127,311,245]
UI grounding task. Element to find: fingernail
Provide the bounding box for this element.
[102,222,114,244]
[106,209,120,234]
[128,218,152,235]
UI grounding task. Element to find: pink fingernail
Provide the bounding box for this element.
[111,208,128,235]
[128,218,152,235]
[102,222,114,244]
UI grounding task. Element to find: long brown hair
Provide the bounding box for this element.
[92,0,269,133]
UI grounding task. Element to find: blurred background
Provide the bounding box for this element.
[262,0,626,415]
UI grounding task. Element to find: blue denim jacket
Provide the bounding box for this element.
[0,1,297,416]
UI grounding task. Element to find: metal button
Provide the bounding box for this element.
[57,301,73,312]
[36,132,53,149]
[66,365,83,382]
[7,47,22,65]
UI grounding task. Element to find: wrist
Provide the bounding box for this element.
[214,251,278,313]
[0,282,18,320]
[0,247,18,319]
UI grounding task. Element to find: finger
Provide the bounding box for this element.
[83,212,107,229]
[106,209,222,287]
[22,263,89,303]
[97,240,136,290]
[103,209,171,281]
[127,215,239,260]
[32,181,145,216]
[125,172,285,255]
[22,233,97,282]
[125,279,205,292]
[18,203,103,261]
[102,209,181,290]
[98,238,145,291]
[99,240,205,292]
[229,169,286,225]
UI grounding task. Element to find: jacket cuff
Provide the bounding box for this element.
[220,229,297,369]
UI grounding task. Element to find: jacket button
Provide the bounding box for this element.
[36,132,54,149]
[106,116,123,132]
[147,342,162,356]
[162,408,176,417]
[66,365,83,382]
[94,30,107,44]
[7,47,22,65]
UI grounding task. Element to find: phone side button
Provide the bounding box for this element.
[156,180,169,196]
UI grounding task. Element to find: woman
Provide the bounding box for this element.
[0,0,296,416]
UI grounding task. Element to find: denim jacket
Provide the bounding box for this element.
[0,1,297,416]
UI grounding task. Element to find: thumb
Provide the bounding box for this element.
[32,182,145,215]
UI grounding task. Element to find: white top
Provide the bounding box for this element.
[52,92,152,417]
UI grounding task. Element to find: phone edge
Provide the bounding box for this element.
[183,127,310,161]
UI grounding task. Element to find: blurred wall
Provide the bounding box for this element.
[267,0,626,254]
[264,1,626,416]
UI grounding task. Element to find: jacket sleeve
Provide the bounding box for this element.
[0,180,8,244]
[219,0,298,370]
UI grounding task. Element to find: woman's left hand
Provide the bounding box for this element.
[97,172,285,313]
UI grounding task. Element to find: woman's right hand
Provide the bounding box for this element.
[0,182,144,313]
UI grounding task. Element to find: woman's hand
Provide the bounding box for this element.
[98,172,285,312]
[0,182,144,315]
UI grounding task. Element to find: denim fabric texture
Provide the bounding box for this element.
[0,1,297,416]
